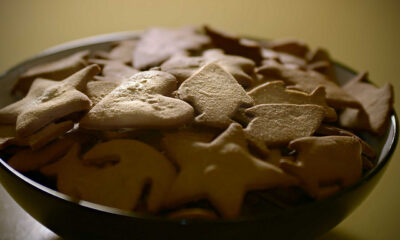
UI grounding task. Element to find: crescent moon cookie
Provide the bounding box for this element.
[79,71,194,130]
[177,62,253,128]
[163,123,298,218]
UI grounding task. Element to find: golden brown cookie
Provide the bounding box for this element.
[160,52,205,84]
[80,71,194,130]
[257,63,361,109]
[12,50,89,95]
[133,27,210,70]
[339,72,394,135]
[280,136,362,198]
[163,123,297,218]
[177,63,253,128]
[248,81,337,121]
[15,65,100,137]
[244,104,325,147]
[43,139,176,212]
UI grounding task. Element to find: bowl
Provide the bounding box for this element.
[0,32,398,240]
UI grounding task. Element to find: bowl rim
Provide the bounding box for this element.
[0,31,398,225]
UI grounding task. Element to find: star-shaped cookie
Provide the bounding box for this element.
[14,65,100,137]
[163,123,297,218]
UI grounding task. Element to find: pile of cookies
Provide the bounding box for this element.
[0,26,394,219]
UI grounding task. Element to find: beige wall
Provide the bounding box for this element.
[0,0,399,239]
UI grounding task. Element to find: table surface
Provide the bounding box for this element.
[0,0,400,239]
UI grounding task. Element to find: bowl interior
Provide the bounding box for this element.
[0,32,397,223]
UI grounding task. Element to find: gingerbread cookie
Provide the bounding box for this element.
[26,121,74,150]
[15,65,100,137]
[257,63,360,109]
[8,137,75,172]
[266,39,309,58]
[339,72,394,135]
[160,53,205,83]
[248,81,337,121]
[204,25,263,64]
[177,63,253,128]
[12,50,89,95]
[90,59,139,84]
[94,40,136,64]
[80,71,194,130]
[163,123,297,218]
[133,27,210,70]
[84,81,120,106]
[43,139,176,212]
[244,104,325,147]
[0,78,58,124]
[281,136,362,198]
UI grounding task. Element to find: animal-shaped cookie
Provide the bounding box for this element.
[339,72,394,135]
[280,136,362,198]
[133,27,210,70]
[177,63,253,128]
[80,71,194,130]
[248,81,336,121]
[42,139,176,212]
[257,63,360,109]
[14,65,100,137]
[12,50,89,95]
[244,104,325,147]
[163,123,297,218]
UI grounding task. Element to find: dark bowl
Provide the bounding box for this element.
[0,32,398,240]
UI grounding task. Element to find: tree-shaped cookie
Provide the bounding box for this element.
[163,123,297,218]
[12,50,89,95]
[248,81,337,121]
[42,140,176,212]
[339,72,394,135]
[257,63,361,109]
[80,71,194,130]
[13,65,99,137]
[244,104,325,147]
[280,136,362,198]
[177,63,253,128]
